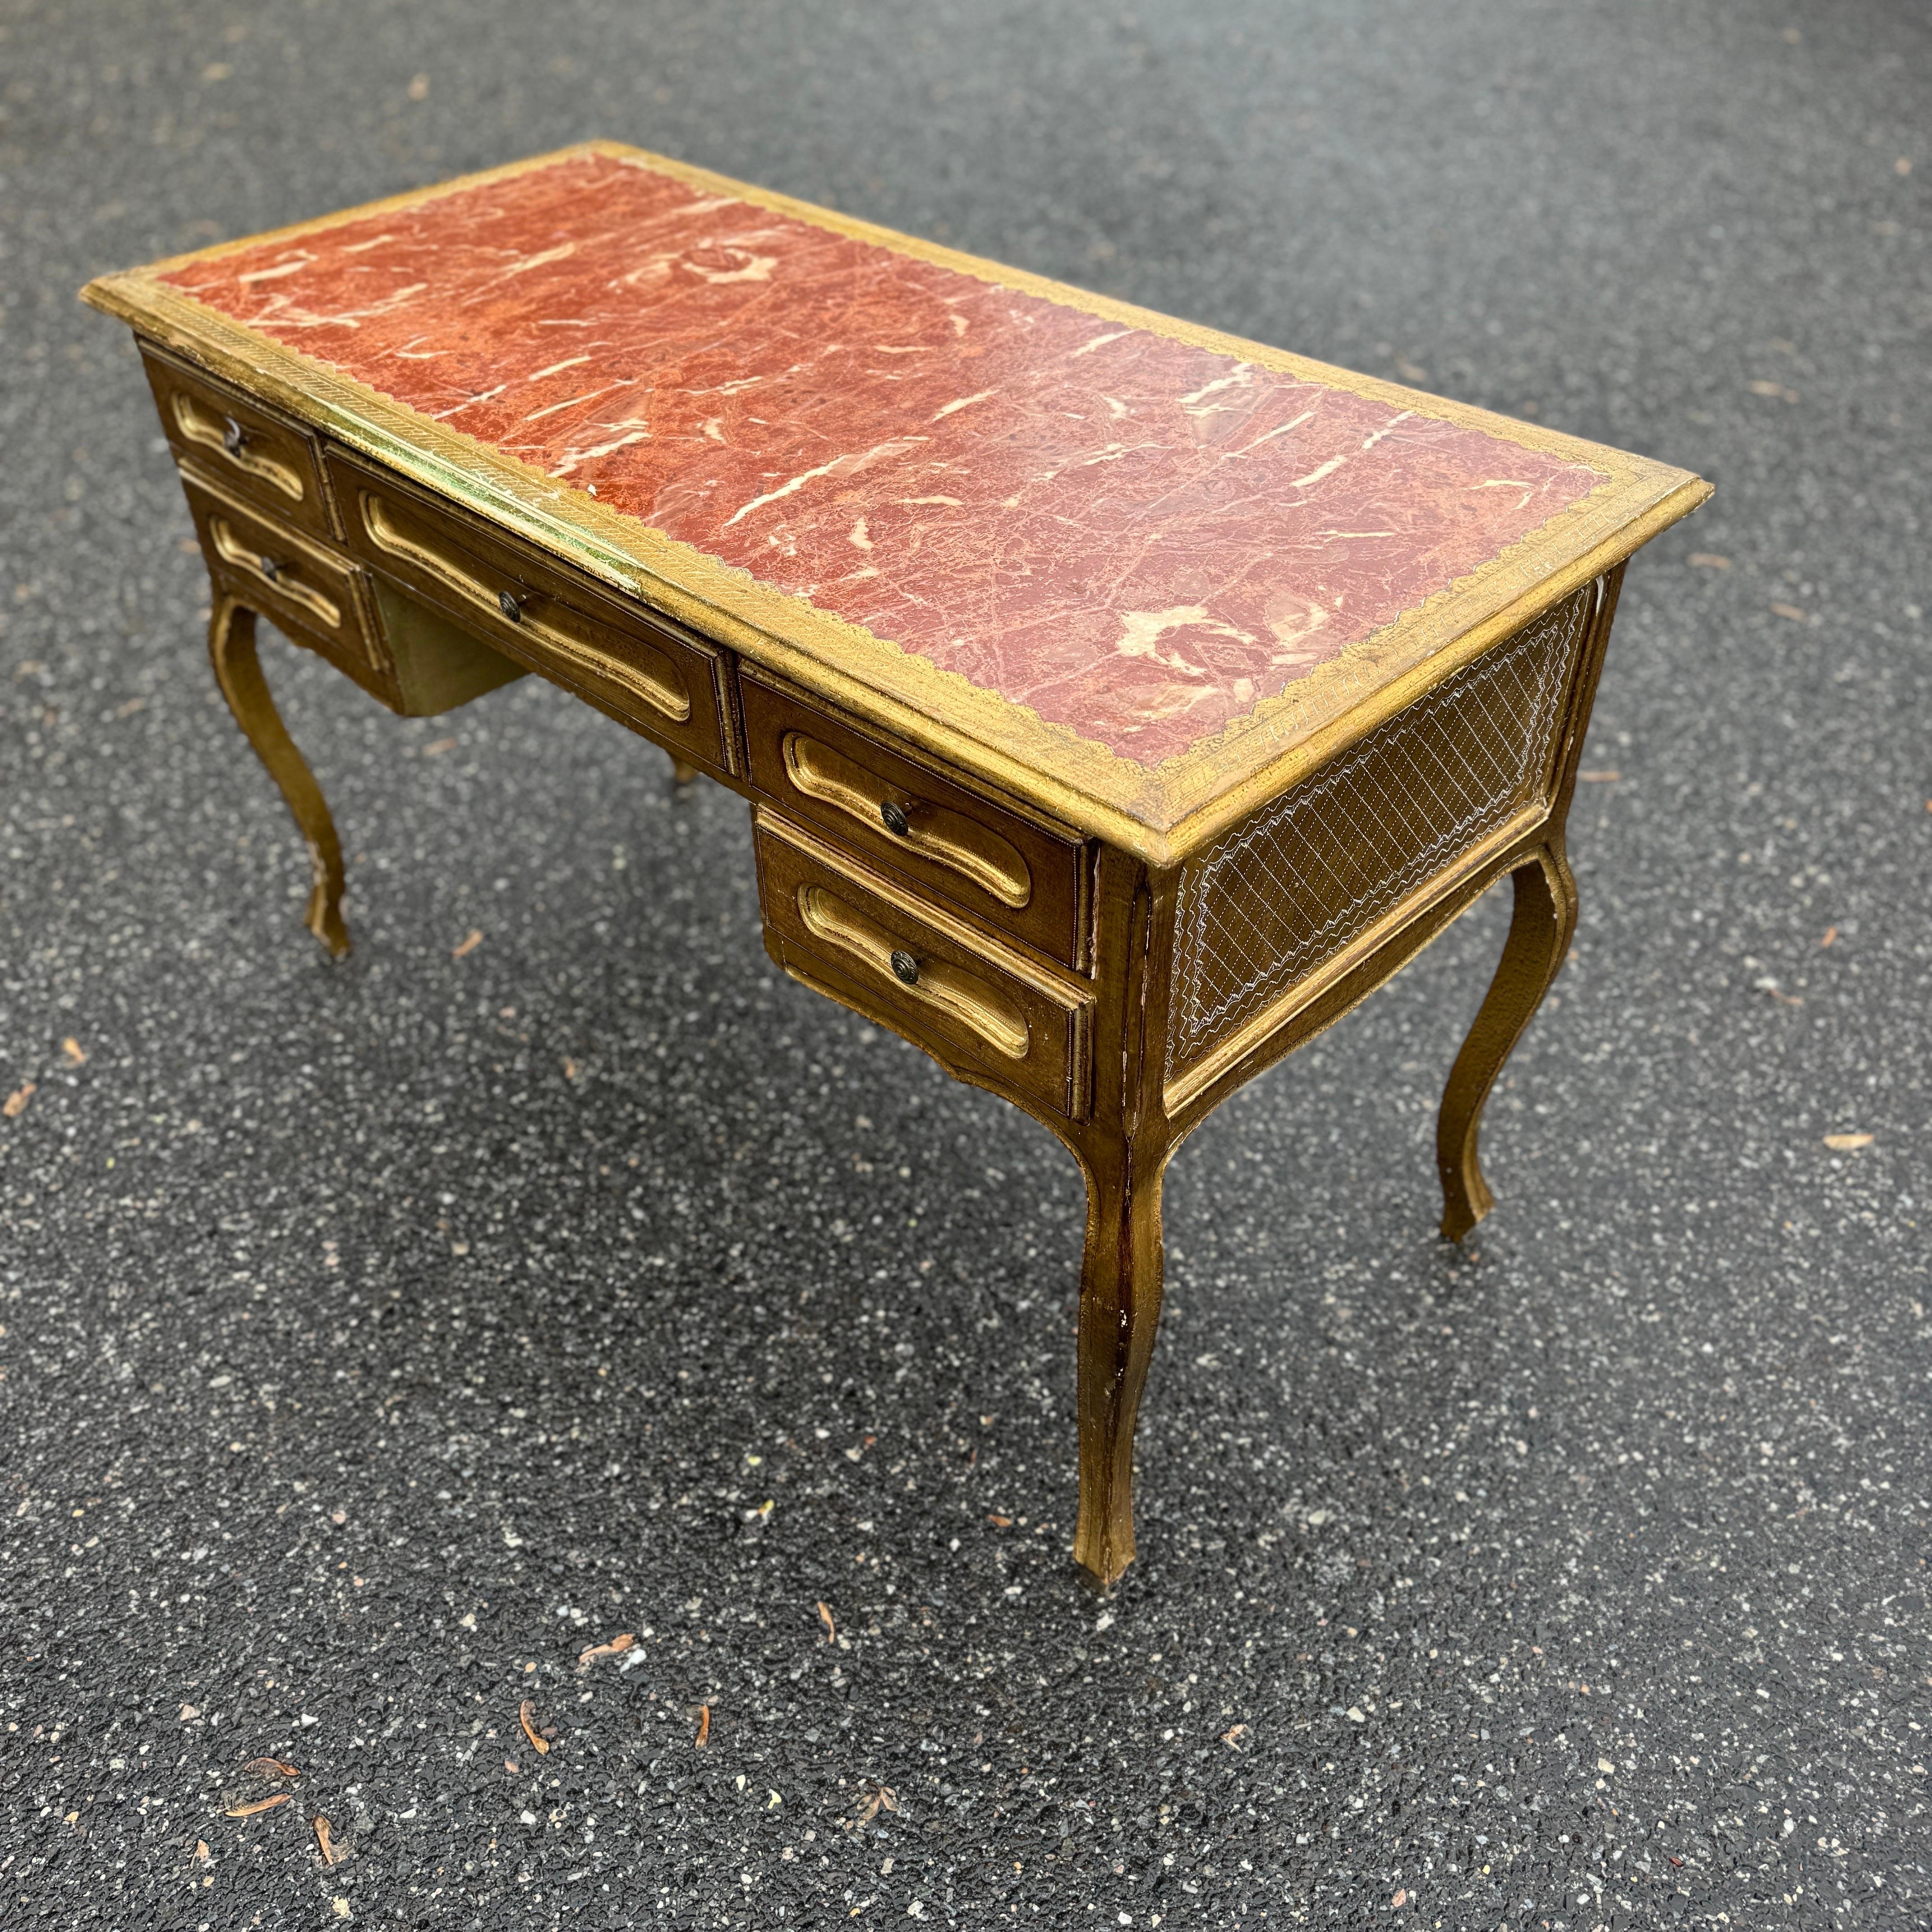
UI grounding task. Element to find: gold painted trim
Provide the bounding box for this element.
[83,142,1709,863]
[179,456,359,620]
[754,806,1093,1013]
[781,731,1034,911]
[206,514,343,629]
[797,883,1032,1061]
[170,390,307,503]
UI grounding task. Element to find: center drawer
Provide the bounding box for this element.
[328,451,734,774]
[740,667,1090,969]
[756,809,1091,1119]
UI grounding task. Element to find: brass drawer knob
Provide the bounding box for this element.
[879,799,911,837]
[497,589,523,623]
[889,948,920,987]
[221,415,249,457]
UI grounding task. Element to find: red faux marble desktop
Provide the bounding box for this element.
[84,145,1708,1582]
[161,151,1602,771]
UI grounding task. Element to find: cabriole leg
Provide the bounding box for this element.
[1435,845,1577,1241]
[206,593,350,959]
[1072,1134,1170,1587]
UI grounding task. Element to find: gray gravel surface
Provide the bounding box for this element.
[3,1,1929,1927]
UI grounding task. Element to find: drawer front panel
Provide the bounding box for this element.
[330,453,733,772]
[741,668,1087,968]
[756,810,1090,1118]
[179,465,389,689]
[142,343,335,538]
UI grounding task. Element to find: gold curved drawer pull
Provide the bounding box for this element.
[361,492,690,724]
[782,732,1031,909]
[172,394,306,503]
[797,884,1030,1061]
[207,515,341,630]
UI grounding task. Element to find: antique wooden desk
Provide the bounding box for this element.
[83,144,1708,1584]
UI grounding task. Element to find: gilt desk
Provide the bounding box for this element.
[83,143,1708,1585]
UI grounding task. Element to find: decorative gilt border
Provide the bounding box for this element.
[81,141,1709,865]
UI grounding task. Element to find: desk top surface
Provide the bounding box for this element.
[85,143,1707,860]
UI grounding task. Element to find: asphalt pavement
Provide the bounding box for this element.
[1,2,1928,1927]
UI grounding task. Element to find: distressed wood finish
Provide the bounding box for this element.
[83,146,1708,1586]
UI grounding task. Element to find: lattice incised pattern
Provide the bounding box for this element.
[1169,584,1595,1069]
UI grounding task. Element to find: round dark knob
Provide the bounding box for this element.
[889,949,920,987]
[497,589,523,623]
[879,800,911,837]
[259,555,283,583]
[221,416,248,456]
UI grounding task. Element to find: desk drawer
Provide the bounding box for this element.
[142,342,335,538]
[330,453,733,773]
[741,668,1088,969]
[756,809,1090,1119]
[179,464,386,689]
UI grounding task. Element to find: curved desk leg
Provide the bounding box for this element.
[1435,845,1577,1241]
[1073,1133,1169,1587]
[207,593,350,959]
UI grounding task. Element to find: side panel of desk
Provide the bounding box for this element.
[1160,574,1620,1122]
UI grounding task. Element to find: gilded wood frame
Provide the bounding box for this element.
[81,147,1705,1587]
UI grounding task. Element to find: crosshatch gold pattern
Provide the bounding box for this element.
[1170,583,1593,1072]
[82,141,1709,866]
